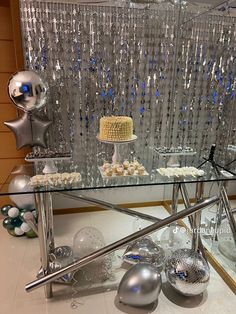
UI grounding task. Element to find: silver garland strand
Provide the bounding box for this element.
[20,0,236,182]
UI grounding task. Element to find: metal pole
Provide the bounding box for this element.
[34,193,52,298]
[192,182,204,252]
[57,192,161,223]
[172,182,180,215]
[180,183,207,261]
[44,189,55,254]
[169,182,180,245]
[25,196,219,293]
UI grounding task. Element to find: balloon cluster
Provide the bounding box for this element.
[118,229,210,307]
[119,237,163,307]
[1,204,37,238]
[4,70,52,150]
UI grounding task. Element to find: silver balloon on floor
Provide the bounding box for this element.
[123,237,165,270]
[118,263,162,306]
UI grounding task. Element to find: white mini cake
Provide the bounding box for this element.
[99,116,133,141]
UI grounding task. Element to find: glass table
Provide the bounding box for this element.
[1,162,236,298]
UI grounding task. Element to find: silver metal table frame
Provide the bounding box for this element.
[28,179,225,298]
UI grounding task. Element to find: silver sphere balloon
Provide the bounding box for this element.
[8,70,48,112]
[123,237,165,271]
[8,175,35,210]
[165,248,210,296]
[118,263,162,306]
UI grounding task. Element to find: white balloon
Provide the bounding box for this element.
[8,207,20,218]
[8,175,35,210]
[14,227,25,236]
[73,227,105,259]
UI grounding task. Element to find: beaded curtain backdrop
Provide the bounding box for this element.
[19,0,236,186]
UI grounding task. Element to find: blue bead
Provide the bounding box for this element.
[140,106,145,114]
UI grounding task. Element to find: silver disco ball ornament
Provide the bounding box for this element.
[165,248,210,296]
[123,237,165,271]
[118,263,162,306]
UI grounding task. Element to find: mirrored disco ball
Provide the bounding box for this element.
[160,225,191,258]
[218,220,236,262]
[165,248,210,296]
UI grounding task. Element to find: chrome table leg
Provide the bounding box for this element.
[180,183,207,261]
[34,192,53,298]
[192,182,204,251]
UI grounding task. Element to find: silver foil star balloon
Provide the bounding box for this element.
[123,237,165,271]
[4,112,52,149]
[118,263,162,307]
[8,70,48,112]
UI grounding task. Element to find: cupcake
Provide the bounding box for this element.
[116,166,124,176]
[138,165,145,175]
[123,160,130,170]
[112,163,120,173]
[102,162,111,171]
[131,159,140,170]
[127,166,135,176]
[105,168,113,177]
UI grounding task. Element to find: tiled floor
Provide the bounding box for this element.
[0,205,236,314]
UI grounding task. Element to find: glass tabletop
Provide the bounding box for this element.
[1,158,236,196]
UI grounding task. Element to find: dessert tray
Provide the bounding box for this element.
[98,166,149,179]
[157,167,205,178]
[29,172,82,188]
[25,151,72,174]
[99,159,149,179]
[154,146,196,156]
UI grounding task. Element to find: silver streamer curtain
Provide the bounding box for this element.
[20,0,236,182]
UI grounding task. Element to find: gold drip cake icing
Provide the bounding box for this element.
[99,116,133,141]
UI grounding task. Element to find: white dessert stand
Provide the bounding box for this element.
[155,149,196,167]
[25,156,72,174]
[97,134,137,164]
